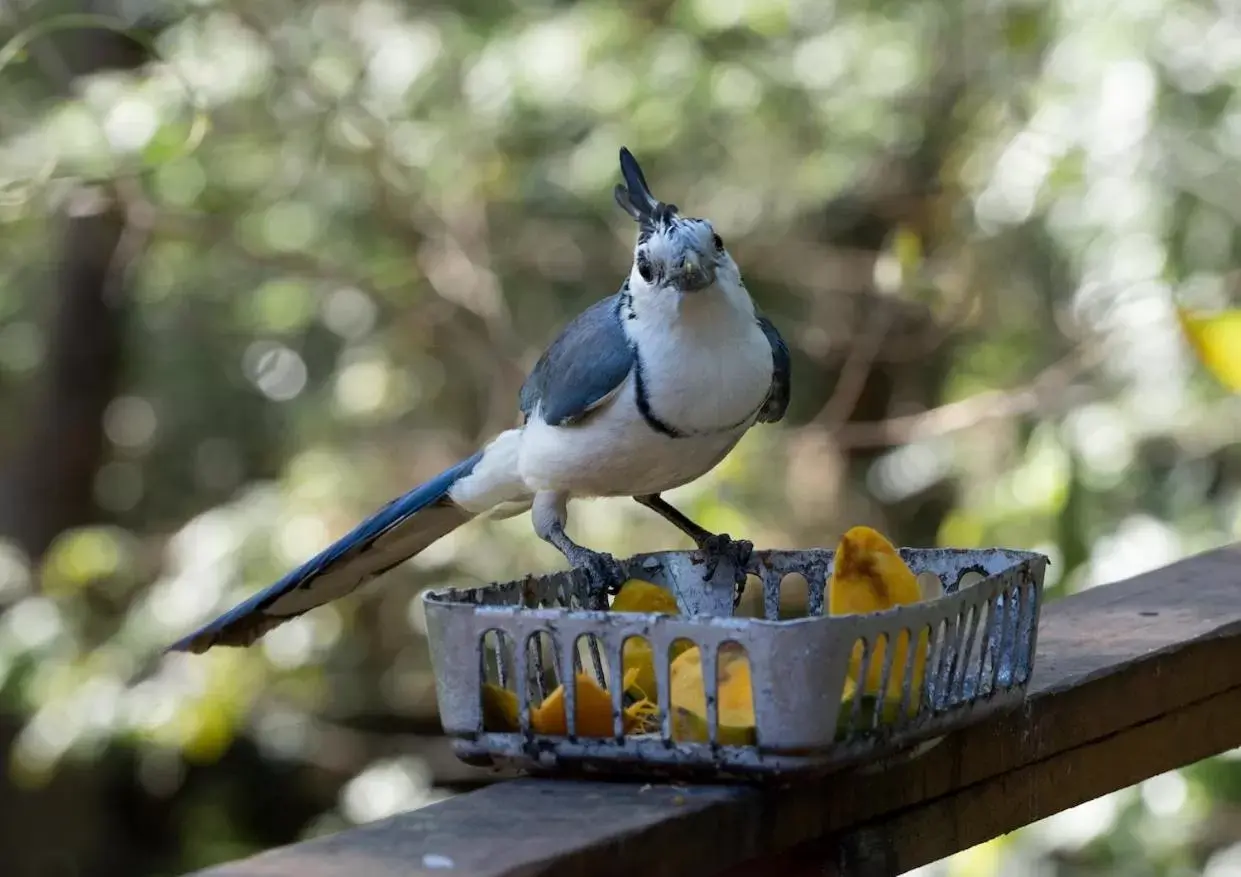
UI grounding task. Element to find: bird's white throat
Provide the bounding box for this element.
[624,278,772,437]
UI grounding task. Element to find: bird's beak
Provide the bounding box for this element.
[674,252,714,292]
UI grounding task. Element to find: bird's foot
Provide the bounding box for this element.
[695,533,753,587]
[565,547,627,608]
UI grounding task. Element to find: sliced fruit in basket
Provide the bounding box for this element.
[669,642,757,746]
[829,526,939,719]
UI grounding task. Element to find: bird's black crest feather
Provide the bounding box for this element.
[613,147,678,232]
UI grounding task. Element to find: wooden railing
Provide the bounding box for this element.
[188,544,1241,877]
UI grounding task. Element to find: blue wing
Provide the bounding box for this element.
[166,452,483,653]
[519,290,635,427]
[756,312,791,423]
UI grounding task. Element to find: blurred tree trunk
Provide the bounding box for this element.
[0,191,135,560]
[0,8,155,874]
[0,7,157,562]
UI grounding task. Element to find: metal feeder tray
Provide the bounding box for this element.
[424,546,1048,782]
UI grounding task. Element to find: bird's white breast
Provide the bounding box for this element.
[516,285,773,498]
[517,378,747,497]
[626,286,773,436]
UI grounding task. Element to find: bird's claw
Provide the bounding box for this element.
[695,533,753,586]
[567,548,626,608]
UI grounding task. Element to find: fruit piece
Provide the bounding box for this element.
[530,669,653,737]
[829,526,931,718]
[835,675,915,738]
[610,579,679,614]
[622,636,659,701]
[669,643,756,746]
[481,683,520,732]
[611,578,686,701]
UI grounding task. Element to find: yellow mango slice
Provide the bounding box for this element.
[829,526,931,718]
[481,683,520,732]
[669,643,756,746]
[610,579,679,614]
[611,578,687,701]
[530,669,652,737]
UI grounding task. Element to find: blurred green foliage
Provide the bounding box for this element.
[0,0,1239,874]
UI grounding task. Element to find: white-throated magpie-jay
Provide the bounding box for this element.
[168,148,790,654]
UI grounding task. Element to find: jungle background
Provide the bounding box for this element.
[1,0,1240,874]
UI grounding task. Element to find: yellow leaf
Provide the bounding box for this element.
[892,225,923,275]
[41,527,125,596]
[181,702,236,764]
[1178,306,1241,392]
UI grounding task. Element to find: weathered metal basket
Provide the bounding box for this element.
[424,546,1047,781]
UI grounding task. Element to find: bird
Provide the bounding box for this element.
[167,147,791,654]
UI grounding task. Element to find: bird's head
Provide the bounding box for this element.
[613,147,741,297]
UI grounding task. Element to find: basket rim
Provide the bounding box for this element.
[420,545,1050,631]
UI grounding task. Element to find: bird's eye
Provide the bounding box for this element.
[712,233,724,252]
[636,252,654,283]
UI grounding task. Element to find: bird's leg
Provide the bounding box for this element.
[634,494,753,589]
[533,491,625,607]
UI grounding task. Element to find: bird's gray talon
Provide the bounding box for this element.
[696,533,754,586]
[567,548,624,608]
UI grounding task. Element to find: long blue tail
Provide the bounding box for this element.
[166,452,484,654]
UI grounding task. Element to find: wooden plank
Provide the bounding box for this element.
[187,544,1241,877]
[725,679,1241,876]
